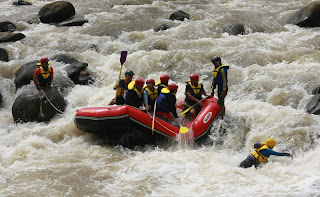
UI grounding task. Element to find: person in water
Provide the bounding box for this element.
[143,79,158,112]
[156,83,179,120]
[33,57,53,89]
[156,74,170,93]
[239,138,293,169]
[125,78,145,108]
[183,73,208,118]
[109,70,135,105]
[211,56,229,119]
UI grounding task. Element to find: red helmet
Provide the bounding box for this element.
[146,79,155,84]
[168,83,178,90]
[190,73,199,81]
[160,74,170,83]
[40,57,49,63]
[135,78,145,86]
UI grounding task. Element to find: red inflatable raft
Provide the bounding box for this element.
[74,97,220,147]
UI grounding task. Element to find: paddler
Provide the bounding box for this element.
[156,83,179,120]
[125,78,145,108]
[156,74,170,93]
[211,56,229,119]
[33,57,53,89]
[109,70,135,105]
[239,138,293,168]
[143,79,158,112]
[183,73,208,118]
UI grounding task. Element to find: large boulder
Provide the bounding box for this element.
[38,1,75,24]
[0,32,25,43]
[57,15,88,26]
[12,87,66,123]
[288,2,320,27]
[0,21,16,32]
[12,0,32,6]
[306,94,320,115]
[52,75,75,96]
[0,48,9,62]
[52,54,94,85]
[222,23,245,35]
[14,60,38,89]
[169,10,190,21]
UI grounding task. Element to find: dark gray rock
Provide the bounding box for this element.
[306,94,320,115]
[154,24,171,32]
[0,48,9,62]
[14,60,39,89]
[288,2,320,27]
[12,87,66,123]
[12,0,32,6]
[52,75,75,96]
[38,1,75,24]
[52,54,94,85]
[0,21,16,32]
[311,86,320,95]
[57,15,88,26]
[222,23,245,35]
[169,10,190,21]
[0,32,25,43]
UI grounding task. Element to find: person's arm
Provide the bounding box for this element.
[260,149,291,157]
[169,95,178,118]
[49,67,53,87]
[186,92,203,107]
[220,68,227,98]
[33,69,40,87]
[119,79,127,90]
[143,90,150,111]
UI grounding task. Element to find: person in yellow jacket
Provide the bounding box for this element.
[143,79,158,112]
[239,138,293,168]
[210,56,229,119]
[109,71,134,105]
[33,57,53,89]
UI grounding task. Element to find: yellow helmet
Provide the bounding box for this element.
[266,138,276,149]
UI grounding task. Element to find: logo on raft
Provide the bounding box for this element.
[203,112,212,124]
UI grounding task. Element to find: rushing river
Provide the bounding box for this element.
[1,0,320,196]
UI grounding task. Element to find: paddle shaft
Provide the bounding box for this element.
[179,96,209,116]
[114,51,128,102]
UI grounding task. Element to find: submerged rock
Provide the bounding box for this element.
[12,87,66,123]
[222,23,245,35]
[12,0,32,6]
[288,2,320,27]
[0,32,25,43]
[306,94,320,115]
[0,48,9,62]
[38,1,75,24]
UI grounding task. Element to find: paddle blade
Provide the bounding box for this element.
[179,107,191,116]
[120,51,128,65]
[179,126,189,134]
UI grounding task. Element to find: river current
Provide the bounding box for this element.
[0,0,320,196]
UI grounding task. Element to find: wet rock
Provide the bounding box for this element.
[0,32,25,43]
[0,48,9,62]
[306,94,320,115]
[12,0,32,6]
[14,60,38,89]
[52,54,94,85]
[154,24,171,32]
[0,21,16,32]
[52,75,75,96]
[222,23,245,35]
[57,15,88,26]
[288,2,320,27]
[169,10,190,21]
[38,1,75,24]
[311,85,320,95]
[12,87,66,123]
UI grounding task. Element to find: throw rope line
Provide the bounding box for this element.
[146,112,178,135]
[37,89,45,117]
[40,88,64,114]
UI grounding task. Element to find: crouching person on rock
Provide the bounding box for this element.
[33,57,53,89]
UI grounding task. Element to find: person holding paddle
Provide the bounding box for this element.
[183,73,208,119]
[211,56,229,119]
[109,70,135,105]
[239,138,293,169]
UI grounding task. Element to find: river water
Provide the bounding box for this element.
[0,0,320,196]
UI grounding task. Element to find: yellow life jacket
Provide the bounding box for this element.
[128,81,144,98]
[212,65,229,78]
[250,143,270,163]
[144,87,158,101]
[40,66,52,79]
[114,77,126,97]
[156,81,168,89]
[185,80,202,95]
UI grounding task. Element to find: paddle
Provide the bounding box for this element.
[179,96,209,116]
[151,99,157,135]
[179,126,189,134]
[114,51,128,102]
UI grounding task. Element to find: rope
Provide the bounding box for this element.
[40,88,64,114]
[36,89,45,117]
[146,112,178,135]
